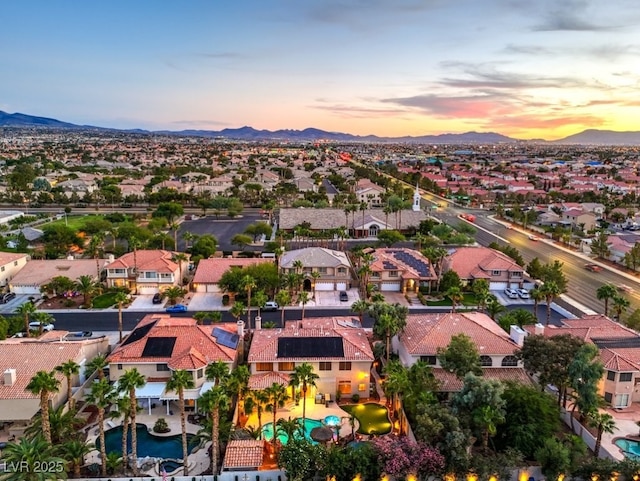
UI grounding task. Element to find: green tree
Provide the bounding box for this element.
[439,269,461,293]
[472,279,490,312]
[225,365,250,426]
[199,386,229,475]
[289,363,319,428]
[568,343,604,428]
[14,301,36,338]
[54,359,80,412]
[241,275,257,334]
[205,360,230,386]
[298,290,310,322]
[497,308,537,332]
[85,353,107,380]
[86,377,116,477]
[540,260,568,293]
[1,435,66,481]
[623,243,640,271]
[588,411,617,457]
[437,333,482,379]
[540,280,561,325]
[244,389,270,439]
[165,369,195,476]
[231,234,252,250]
[590,231,611,259]
[369,302,408,363]
[596,283,618,317]
[117,368,146,476]
[445,286,464,313]
[486,295,506,321]
[75,275,100,308]
[26,370,60,444]
[377,229,406,247]
[526,257,545,280]
[152,201,184,223]
[163,286,185,305]
[278,437,323,481]
[612,294,631,322]
[190,234,218,260]
[60,438,93,478]
[265,382,290,451]
[350,299,370,325]
[535,437,571,480]
[275,290,291,326]
[42,224,83,258]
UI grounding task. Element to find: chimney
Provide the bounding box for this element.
[108,254,115,263]
[509,325,526,347]
[254,316,261,331]
[534,323,545,335]
[236,320,245,337]
[3,368,16,386]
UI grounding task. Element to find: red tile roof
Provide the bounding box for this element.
[434,367,533,392]
[248,371,291,390]
[223,439,265,469]
[192,258,273,284]
[106,250,179,273]
[444,246,523,280]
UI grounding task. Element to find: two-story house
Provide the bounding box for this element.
[280,247,353,292]
[443,246,525,290]
[368,248,437,293]
[105,250,187,295]
[0,252,29,291]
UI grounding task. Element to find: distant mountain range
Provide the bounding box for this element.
[2,110,640,145]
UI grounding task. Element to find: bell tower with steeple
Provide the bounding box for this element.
[412,183,421,212]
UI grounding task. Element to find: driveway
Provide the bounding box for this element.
[313,289,360,307]
[129,295,165,311]
[187,293,224,311]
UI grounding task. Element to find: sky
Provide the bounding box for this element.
[2,0,640,140]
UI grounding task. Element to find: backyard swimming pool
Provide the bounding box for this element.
[97,424,196,459]
[614,438,640,459]
[262,418,331,445]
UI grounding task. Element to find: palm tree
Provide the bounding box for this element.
[277,416,303,440]
[351,299,370,325]
[170,222,180,252]
[299,291,310,322]
[117,368,146,476]
[55,359,80,411]
[530,288,545,322]
[31,311,55,336]
[597,283,619,317]
[26,370,60,444]
[226,365,250,426]
[445,286,464,313]
[87,232,105,280]
[253,290,268,321]
[612,294,631,322]
[246,389,270,439]
[589,411,617,457]
[485,295,506,321]
[275,290,291,326]
[85,353,107,380]
[372,307,408,364]
[289,363,319,427]
[111,394,134,475]
[473,404,505,451]
[205,360,230,386]
[540,280,561,325]
[166,369,195,476]
[472,279,490,312]
[75,274,100,308]
[173,252,189,286]
[25,404,83,445]
[2,435,65,481]
[14,301,36,338]
[114,291,129,342]
[86,377,116,477]
[199,386,229,475]
[164,285,186,305]
[61,438,94,478]
[265,382,290,451]
[182,231,195,250]
[229,301,246,327]
[241,275,257,335]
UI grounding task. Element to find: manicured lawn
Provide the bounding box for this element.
[426,292,478,306]
[92,292,119,309]
[341,403,392,435]
[46,215,104,231]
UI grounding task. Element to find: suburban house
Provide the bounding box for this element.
[394,311,531,393]
[443,246,526,290]
[0,252,29,290]
[525,315,640,409]
[192,257,274,293]
[9,258,101,296]
[368,248,437,293]
[280,247,353,292]
[560,209,597,233]
[0,333,109,427]
[104,250,188,295]
[247,317,374,401]
[107,314,240,413]
[354,179,385,207]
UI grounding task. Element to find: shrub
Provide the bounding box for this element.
[222,294,230,306]
[153,417,170,433]
[351,394,360,403]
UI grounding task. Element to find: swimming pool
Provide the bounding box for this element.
[324,415,341,426]
[160,459,183,474]
[262,418,330,445]
[97,424,196,459]
[614,438,640,459]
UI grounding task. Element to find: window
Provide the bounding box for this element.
[480,356,493,367]
[278,362,295,371]
[13,261,18,266]
[510,271,522,278]
[0,267,4,272]
[318,267,327,274]
[358,383,367,392]
[615,393,630,408]
[337,267,347,274]
[157,364,170,371]
[143,272,158,279]
[492,270,501,276]
[319,362,332,371]
[256,362,273,372]
[371,272,381,278]
[501,355,518,367]
[620,372,633,382]
[604,392,613,403]
[389,271,399,277]
[197,368,204,379]
[339,362,352,371]
[420,356,437,365]
[607,371,616,381]
[338,380,351,394]
[117,364,122,370]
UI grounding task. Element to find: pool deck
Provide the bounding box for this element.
[602,404,640,461]
[85,401,211,476]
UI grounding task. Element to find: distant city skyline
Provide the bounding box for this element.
[2,1,639,140]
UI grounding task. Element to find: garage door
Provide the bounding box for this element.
[315,282,334,291]
[509,282,520,289]
[490,282,508,290]
[335,282,347,291]
[380,282,401,292]
[206,284,219,293]
[138,286,158,295]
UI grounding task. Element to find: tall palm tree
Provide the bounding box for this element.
[229,301,246,328]
[25,405,83,445]
[117,368,146,476]
[199,386,229,475]
[205,361,230,386]
[225,365,250,426]
[299,291,310,322]
[540,281,561,325]
[597,283,619,318]
[55,359,80,411]
[472,279,490,312]
[173,252,189,286]
[351,299,370,325]
[589,411,617,457]
[612,294,631,322]
[2,435,65,481]
[61,438,94,479]
[530,288,545,322]
[246,389,270,439]
[114,291,129,342]
[165,369,195,476]
[26,370,60,444]
[182,231,195,250]
[241,275,257,335]
[31,311,55,336]
[170,222,180,252]
[15,301,36,338]
[265,382,290,451]
[111,394,134,476]
[75,274,100,308]
[87,233,105,280]
[445,286,464,313]
[275,290,291,326]
[85,353,107,380]
[86,377,116,477]
[289,363,319,427]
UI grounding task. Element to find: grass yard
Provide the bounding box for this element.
[92,292,119,309]
[45,214,104,231]
[426,292,478,307]
[341,403,392,435]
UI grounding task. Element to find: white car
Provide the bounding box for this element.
[504,288,519,299]
[516,288,530,299]
[263,301,279,311]
[29,321,54,332]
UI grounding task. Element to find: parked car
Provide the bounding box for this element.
[29,321,54,332]
[516,288,530,299]
[584,263,603,272]
[166,304,187,313]
[0,292,16,304]
[152,292,163,304]
[264,301,279,311]
[504,288,519,299]
[339,291,349,302]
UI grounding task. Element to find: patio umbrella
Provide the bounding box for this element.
[310,426,334,443]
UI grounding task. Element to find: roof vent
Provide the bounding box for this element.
[3,368,16,386]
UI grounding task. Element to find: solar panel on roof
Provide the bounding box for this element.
[277,337,344,358]
[212,327,240,350]
[141,337,177,357]
[122,320,158,346]
[592,337,640,349]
